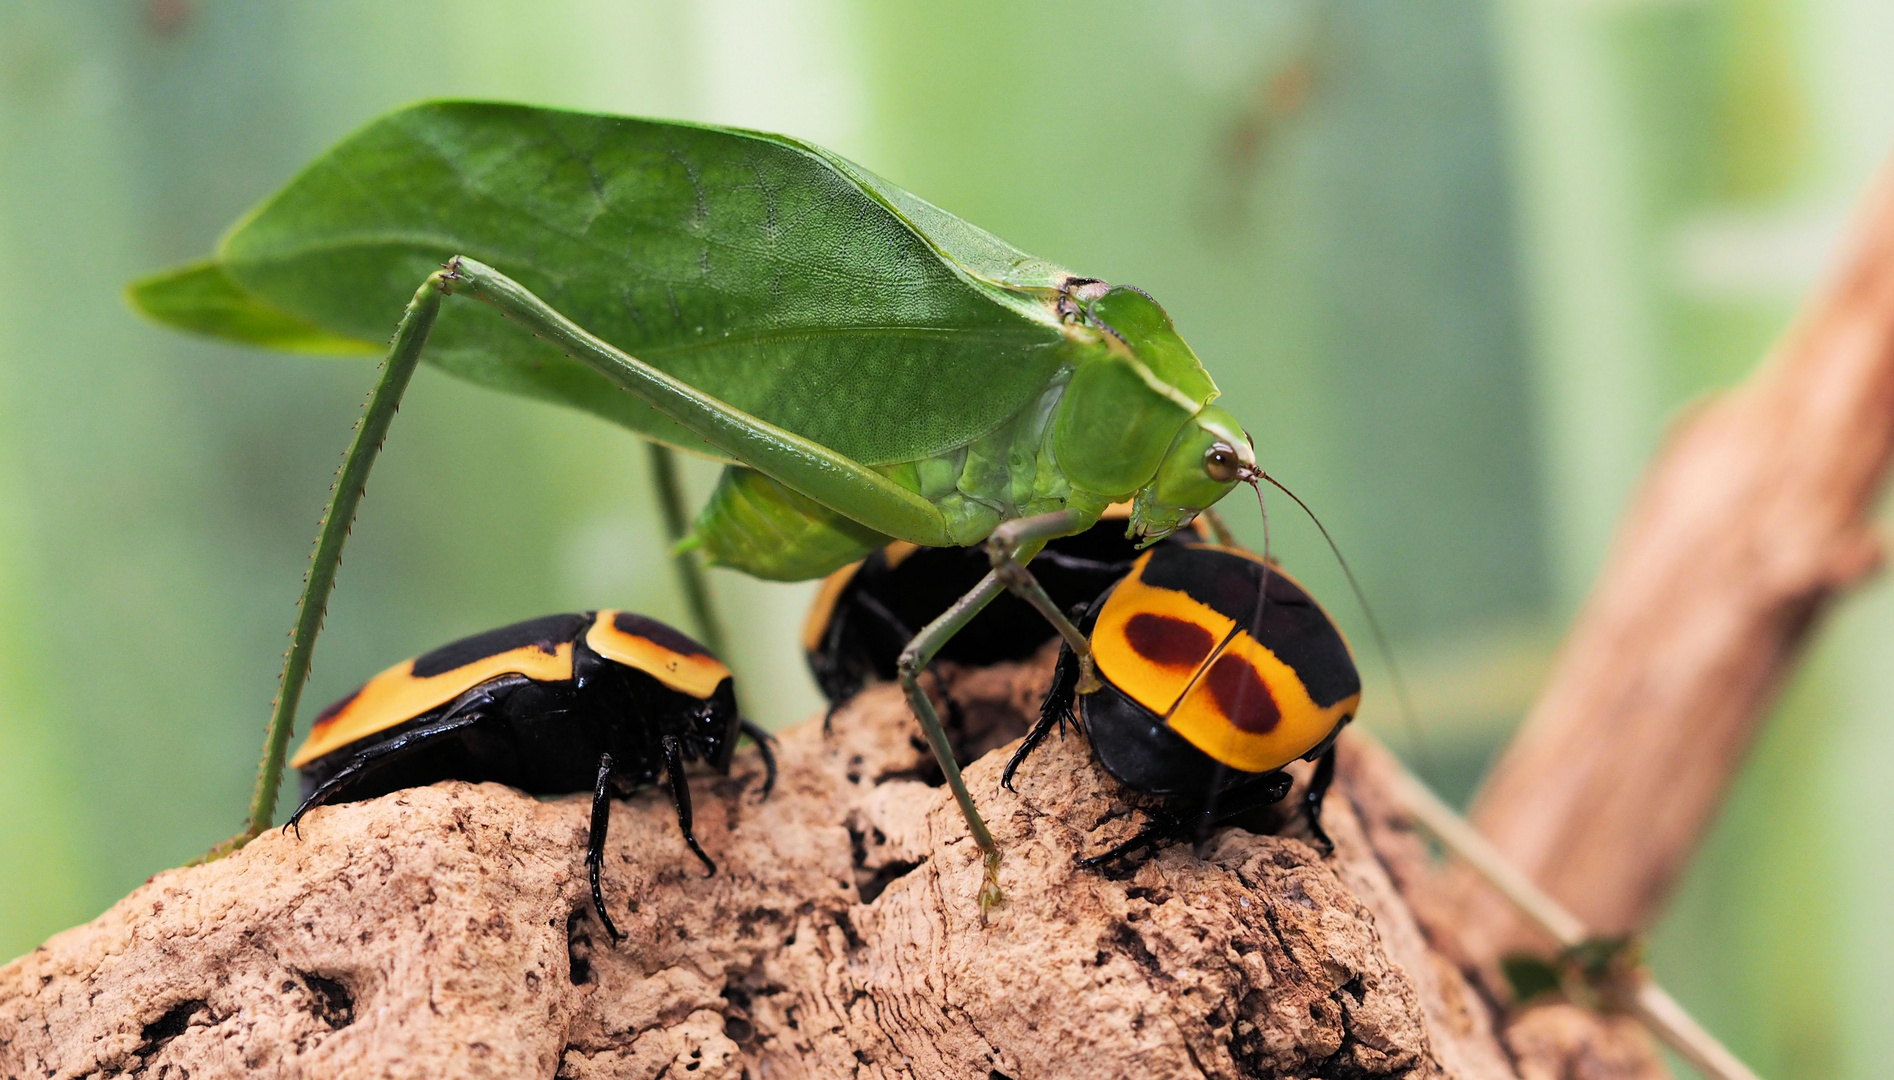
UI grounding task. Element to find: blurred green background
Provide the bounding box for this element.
[2,2,1889,1074]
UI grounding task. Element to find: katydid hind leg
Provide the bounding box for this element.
[447,257,955,549]
[225,271,448,858]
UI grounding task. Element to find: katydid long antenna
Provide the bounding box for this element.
[1252,470,1435,782]
[1166,480,1277,838]
[1238,475,1757,1078]
[1158,485,1271,721]
[1160,480,1280,731]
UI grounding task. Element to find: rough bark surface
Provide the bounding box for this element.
[0,654,1618,1080]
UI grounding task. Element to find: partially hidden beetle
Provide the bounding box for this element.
[1003,542,1360,863]
[286,610,774,941]
[801,512,1207,711]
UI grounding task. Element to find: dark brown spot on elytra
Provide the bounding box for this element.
[1123,613,1215,669]
[614,611,711,657]
[1207,654,1280,733]
[309,684,363,732]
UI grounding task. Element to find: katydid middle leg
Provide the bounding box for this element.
[987,510,1103,693]
[895,571,1009,908]
[892,514,1112,912]
[646,443,727,657]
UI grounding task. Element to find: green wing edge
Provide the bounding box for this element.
[128,260,379,355]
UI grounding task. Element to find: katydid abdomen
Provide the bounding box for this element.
[688,365,1128,580]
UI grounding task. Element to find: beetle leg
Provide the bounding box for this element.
[1301,746,1338,856]
[1002,641,1081,793]
[896,571,1010,912]
[586,752,625,943]
[1000,710,1060,794]
[738,719,778,798]
[1078,809,1183,868]
[285,711,487,836]
[661,735,716,876]
[1190,768,1296,856]
[1193,762,1238,849]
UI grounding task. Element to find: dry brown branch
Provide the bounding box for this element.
[1460,150,1894,958]
[1,653,1653,1078]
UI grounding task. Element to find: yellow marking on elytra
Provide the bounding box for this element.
[1091,555,1356,774]
[587,611,730,698]
[879,540,922,570]
[801,559,864,654]
[290,642,575,767]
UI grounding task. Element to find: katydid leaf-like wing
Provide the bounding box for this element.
[131,101,1081,465]
[128,260,380,355]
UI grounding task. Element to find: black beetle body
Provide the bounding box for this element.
[803,514,1204,710]
[288,610,773,941]
[1005,543,1360,864]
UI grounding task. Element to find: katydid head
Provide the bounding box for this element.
[1127,404,1256,545]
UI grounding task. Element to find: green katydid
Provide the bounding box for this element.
[131,101,1265,904]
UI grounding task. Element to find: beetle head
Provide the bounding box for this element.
[1127,404,1254,544]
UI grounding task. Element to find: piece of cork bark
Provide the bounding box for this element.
[0,652,1645,1079]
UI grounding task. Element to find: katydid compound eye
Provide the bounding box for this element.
[1204,445,1241,483]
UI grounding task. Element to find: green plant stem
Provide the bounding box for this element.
[645,443,725,657]
[231,273,444,849]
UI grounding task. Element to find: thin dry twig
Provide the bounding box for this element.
[1391,757,1761,1080]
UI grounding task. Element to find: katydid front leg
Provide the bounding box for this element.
[889,511,1106,913]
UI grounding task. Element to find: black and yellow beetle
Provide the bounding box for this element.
[1003,542,1360,862]
[287,610,774,942]
[802,513,1207,710]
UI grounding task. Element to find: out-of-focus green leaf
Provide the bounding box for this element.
[126,260,379,355]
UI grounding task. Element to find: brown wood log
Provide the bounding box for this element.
[1463,151,1894,945]
[0,652,1652,1078]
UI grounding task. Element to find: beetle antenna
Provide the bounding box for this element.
[1256,471,1432,778]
